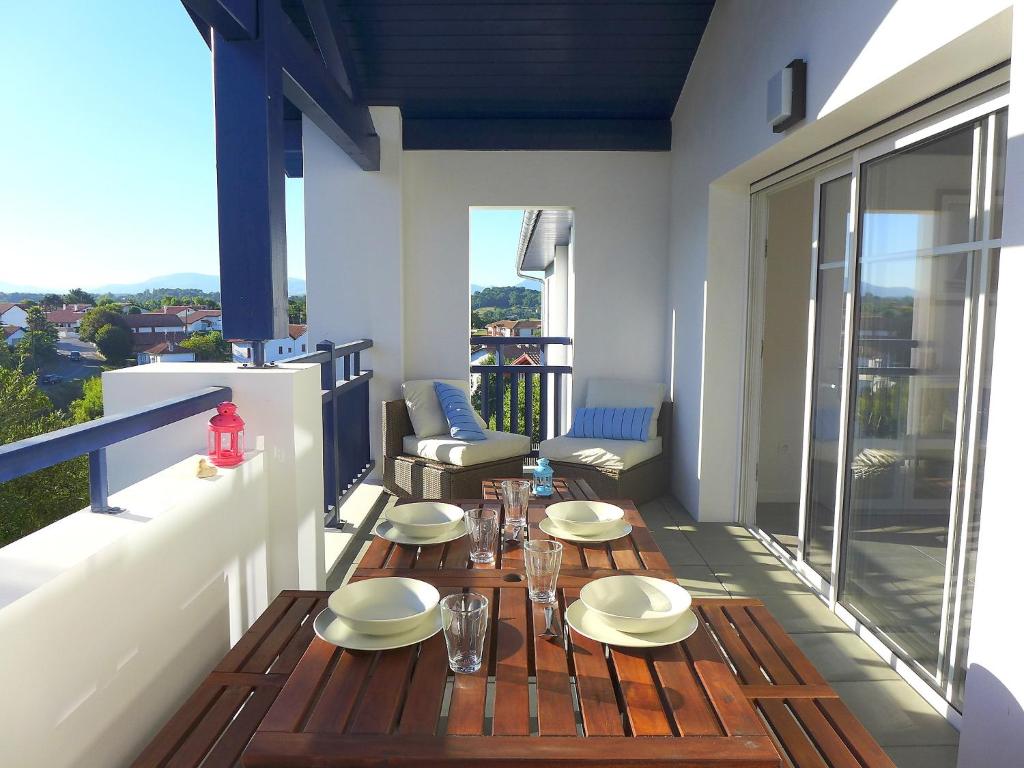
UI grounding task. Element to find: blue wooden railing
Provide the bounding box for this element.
[0,386,231,513]
[286,339,374,527]
[470,336,572,451]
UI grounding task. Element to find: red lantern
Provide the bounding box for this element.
[208,401,245,467]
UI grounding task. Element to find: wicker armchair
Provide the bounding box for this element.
[543,402,672,505]
[382,399,527,499]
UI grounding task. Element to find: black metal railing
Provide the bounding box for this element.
[470,336,572,450]
[287,339,374,526]
[0,386,231,513]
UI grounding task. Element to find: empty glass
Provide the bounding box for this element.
[440,592,489,674]
[466,507,498,563]
[501,479,532,545]
[524,539,563,603]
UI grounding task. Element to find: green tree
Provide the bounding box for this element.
[0,368,89,547]
[179,331,229,361]
[70,377,104,422]
[0,341,16,370]
[126,305,142,314]
[288,296,307,324]
[94,324,133,363]
[470,355,542,443]
[64,288,96,306]
[39,293,64,310]
[16,307,58,371]
[78,307,129,343]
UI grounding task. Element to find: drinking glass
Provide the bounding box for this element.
[440,592,489,674]
[524,539,563,603]
[466,507,498,564]
[501,479,532,544]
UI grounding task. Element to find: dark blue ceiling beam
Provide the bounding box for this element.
[402,118,671,152]
[280,11,380,171]
[212,0,289,342]
[301,0,356,100]
[182,0,258,41]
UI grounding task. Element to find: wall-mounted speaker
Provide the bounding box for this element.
[767,59,806,133]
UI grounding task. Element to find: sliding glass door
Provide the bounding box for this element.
[750,95,1007,710]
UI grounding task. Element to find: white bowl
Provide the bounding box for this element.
[544,501,625,536]
[328,577,440,636]
[384,502,465,539]
[580,575,692,633]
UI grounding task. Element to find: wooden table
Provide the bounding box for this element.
[135,479,896,768]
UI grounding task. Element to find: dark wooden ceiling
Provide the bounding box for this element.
[282,0,715,150]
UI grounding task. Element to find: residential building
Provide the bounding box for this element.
[3,4,1024,767]
[124,312,186,336]
[136,341,197,365]
[2,325,25,348]
[231,323,308,364]
[181,309,223,333]
[0,301,28,328]
[485,318,540,337]
[44,308,86,334]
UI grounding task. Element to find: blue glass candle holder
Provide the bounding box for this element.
[532,458,554,497]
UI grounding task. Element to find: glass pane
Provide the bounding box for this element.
[805,175,852,581]
[860,127,975,257]
[756,180,815,555]
[952,249,999,707]
[842,123,976,676]
[990,111,1007,239]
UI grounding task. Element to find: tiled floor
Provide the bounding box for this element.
[640,496,960,768]
[329,492,961,768]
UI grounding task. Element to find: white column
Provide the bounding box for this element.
[102,362,325,593]
[303,106,404,475]
[958,4,1024,764]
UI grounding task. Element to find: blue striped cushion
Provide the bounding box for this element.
[567,406,653,441]
[434,381,486,441]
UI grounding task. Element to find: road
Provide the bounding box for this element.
[39,336,104,382]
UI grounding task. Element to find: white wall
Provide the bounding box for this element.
[958,4,1024,764]
[103,362,325,593]
[304,107,404,474]
[667,0,1013,519]
[402,151,669,412]
[0,453,271,767]
[304,119,670,461]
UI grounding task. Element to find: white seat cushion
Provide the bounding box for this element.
[403,429,531,468]
[403,379,487,437]
[585,379,666,438]
[539,435,662,471]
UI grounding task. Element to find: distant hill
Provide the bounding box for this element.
[472,279,540,294]
[471,285,541,323]
[87,273,307,296]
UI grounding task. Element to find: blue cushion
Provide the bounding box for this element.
[434,382,486,441]
[567,406,654,441]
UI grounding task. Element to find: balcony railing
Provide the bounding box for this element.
[470,336,572,450]
[286,339,374,526]
[0,386,231,514]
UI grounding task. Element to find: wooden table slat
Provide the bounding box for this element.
[758,700,830,768]
[699,605,767,685]
[200,684,280,767]
[817,698,899,768]
[130,681,223,767]
[304,648,376,734]
[444,587,496,735]
[214,594,295,673]
[260,638,338,733]
[348,645,419,734]
[164,685,251,768]
[492,588,531,735]
[686,620,765,737]
[724,604,799,686]
[242,597,318,674]
[608,647,675,736]
[787,699,863,768]
[748,606,829,686]
[397,631,451,735]
[269,597,328,675]
[648,642,723,736]
[530,600,578,736]
[563,588,625,737]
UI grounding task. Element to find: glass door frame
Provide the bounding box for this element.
[740,82,1009,722]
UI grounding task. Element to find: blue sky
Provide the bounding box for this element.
[0,1,304,291]
[470,209,527,288]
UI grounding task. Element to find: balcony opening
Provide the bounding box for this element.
[469,208,574,449]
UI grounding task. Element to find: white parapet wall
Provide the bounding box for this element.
[102,362,326,594]
[0,453,271,767]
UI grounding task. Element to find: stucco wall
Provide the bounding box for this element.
[667,0,1013,519]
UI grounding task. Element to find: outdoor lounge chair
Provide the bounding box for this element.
[382,380,530,498]
[538,379,671,505]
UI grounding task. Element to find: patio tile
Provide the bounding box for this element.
[754,593,851,633]
[714,564,809,596]
[831,680,960,747]
[790,631,902,682]
[650,533,706,565]
[690,536,778,566]
[673,566,730,597]
[884,745,959,768]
